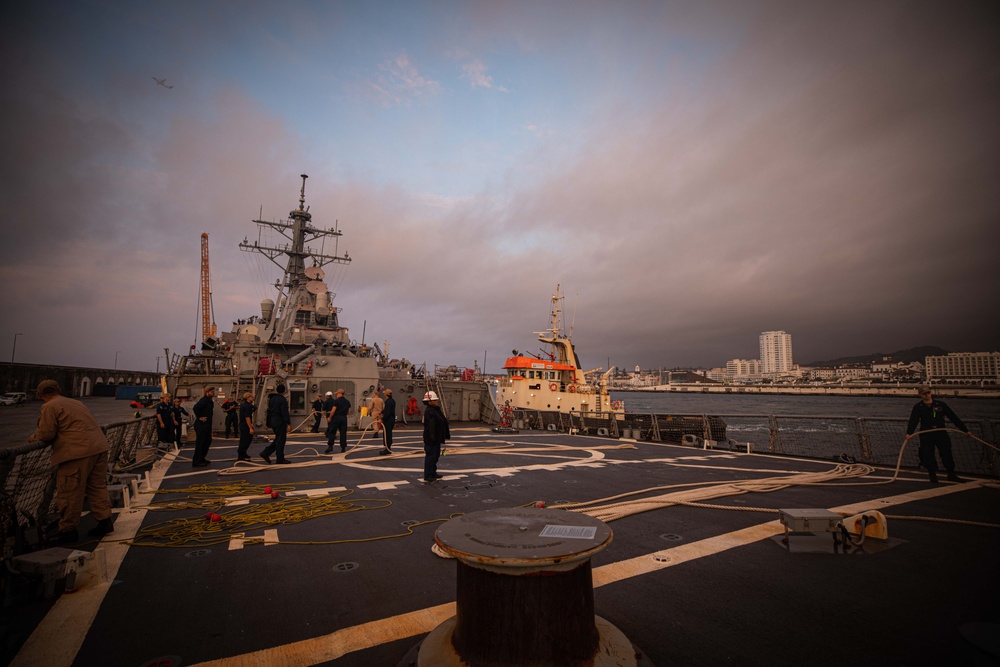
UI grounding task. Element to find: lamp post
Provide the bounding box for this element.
[11,333,22,364]
[114,350,121,371]
[156,356,162,374]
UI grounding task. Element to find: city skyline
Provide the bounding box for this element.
[2,2,998,374]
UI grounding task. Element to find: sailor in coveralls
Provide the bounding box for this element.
[905,385,969,484]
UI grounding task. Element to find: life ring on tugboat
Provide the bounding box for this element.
[549,382,559,391]
[612,401,621,410]
[568,384,577,393]
[405,397,420,415]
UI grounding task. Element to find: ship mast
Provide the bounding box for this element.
[239,174,351,331]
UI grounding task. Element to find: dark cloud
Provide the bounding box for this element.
[1,1,997,374]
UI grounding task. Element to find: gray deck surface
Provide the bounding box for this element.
[7,419,1000,667]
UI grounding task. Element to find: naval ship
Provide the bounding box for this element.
[162,175,490,432]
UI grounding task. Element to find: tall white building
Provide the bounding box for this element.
[759,330,794,375]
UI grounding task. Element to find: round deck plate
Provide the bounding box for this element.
[434,507,612,568]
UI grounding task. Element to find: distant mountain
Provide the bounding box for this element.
[804,346,949,367]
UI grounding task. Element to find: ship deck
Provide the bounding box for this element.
[10,425,1000,667]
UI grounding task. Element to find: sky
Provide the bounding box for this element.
[1,0,998,375]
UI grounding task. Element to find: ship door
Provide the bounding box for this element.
[288,380,307,415]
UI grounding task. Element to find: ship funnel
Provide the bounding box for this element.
[261,299,275,322]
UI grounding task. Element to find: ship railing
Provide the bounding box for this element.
[485,409,999,478]
[0,416,159,558]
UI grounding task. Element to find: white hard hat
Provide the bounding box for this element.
[325,391,333,396]
[423,390,439,402]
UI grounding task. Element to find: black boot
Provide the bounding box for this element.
[946,471,966,483]
[928,470,939,484]
[88,517,115,537]
[57,529,80,544]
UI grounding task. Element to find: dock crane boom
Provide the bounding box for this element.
[200,233,217,341]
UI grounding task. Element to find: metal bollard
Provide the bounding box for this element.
[419,508,639,667]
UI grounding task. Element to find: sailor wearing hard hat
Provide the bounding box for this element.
[421,391,450,482]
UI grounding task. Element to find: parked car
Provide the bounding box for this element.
[0,392,27,406]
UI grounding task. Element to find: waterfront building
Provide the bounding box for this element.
[925,352,1000,385]
[726,358,761,382]
[705,367,727,382]
[759,330,794,375]
[835,366,869,380]
[871,360,924,382]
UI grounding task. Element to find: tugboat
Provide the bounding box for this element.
[163,175,380,431]
[495,285,622,416]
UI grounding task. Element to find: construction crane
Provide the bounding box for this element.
[200,232,217,341]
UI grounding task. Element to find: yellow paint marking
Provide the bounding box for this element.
[593,481,979,587]
[189,602,456,667]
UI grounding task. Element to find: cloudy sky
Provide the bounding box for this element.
[1,1,998,375]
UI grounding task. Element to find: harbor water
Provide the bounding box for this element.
[613,391,1000,421]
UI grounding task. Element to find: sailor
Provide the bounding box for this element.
[325,388,351,454]
[261,384,291,464]
[310,392,324,433]
[421,391,450,482]
[378,388,396,455]
[237,392,255,461]
[171,397,189,448]
[28,380,114,543]
[905,385,969,484]
[370,388,385,438]
[155,392,175,446]
[322,391,335,430]
[192,386,216,467]
[222,396,239,438]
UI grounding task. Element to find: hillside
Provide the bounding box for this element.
[804,346,948,367]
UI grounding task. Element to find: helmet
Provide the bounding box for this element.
[423,391,439,403]
[325,391,333,396]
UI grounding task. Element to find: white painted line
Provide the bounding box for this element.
[263,529,279,546]
[228,533,246,551]
[358,480,411,491]
[475,469,518,477]
[285,486,348,497]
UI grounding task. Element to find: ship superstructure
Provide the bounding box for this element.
[164,175,379,427]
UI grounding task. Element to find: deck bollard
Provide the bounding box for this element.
[419,507,639,667]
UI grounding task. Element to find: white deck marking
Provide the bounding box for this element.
[263,529,279,546]
[358,480,411,490]
[228,533,246,551]
[284,486,347,497]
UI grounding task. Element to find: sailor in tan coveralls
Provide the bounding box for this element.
[29,380,114,544]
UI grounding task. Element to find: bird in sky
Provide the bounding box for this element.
[152,77,173,89]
